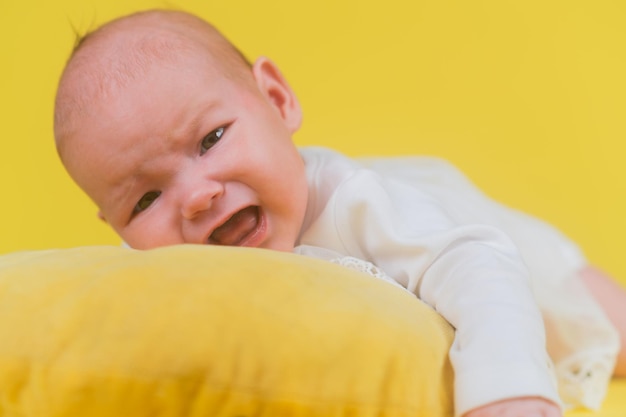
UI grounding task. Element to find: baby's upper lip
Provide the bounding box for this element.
[207,205,261,246]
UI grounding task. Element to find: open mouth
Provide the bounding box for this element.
[208,206,263,247]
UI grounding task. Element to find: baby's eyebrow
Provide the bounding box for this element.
[107,175,139,221]
[181,114,203,142]
[169,100,219,146]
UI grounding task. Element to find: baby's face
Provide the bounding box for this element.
[62,55,308,251]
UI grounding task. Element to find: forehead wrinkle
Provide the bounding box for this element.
[168,97,221,150]
[103,145,167,222]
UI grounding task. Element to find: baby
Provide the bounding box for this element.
[53,9,626,417]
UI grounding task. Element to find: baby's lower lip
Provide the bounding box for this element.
[208,206,266,247]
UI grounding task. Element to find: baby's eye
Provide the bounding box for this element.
[133,191,161,216]
[200,126,225,155]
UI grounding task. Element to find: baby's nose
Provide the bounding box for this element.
[180,180,224,220]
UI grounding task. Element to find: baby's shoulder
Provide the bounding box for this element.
[300,147,460,177]
[357,155,478,194]
[299,146,480,196]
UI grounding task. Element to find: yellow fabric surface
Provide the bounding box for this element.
[0,245,454,417]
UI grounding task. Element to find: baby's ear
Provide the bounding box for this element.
[252,57,302,133]
[97,211,107,223]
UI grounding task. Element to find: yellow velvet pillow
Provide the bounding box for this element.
[0,245,453,417]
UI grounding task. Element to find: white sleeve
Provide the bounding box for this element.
[329,171,561,416]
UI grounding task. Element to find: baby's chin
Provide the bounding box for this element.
[256,237,299,253]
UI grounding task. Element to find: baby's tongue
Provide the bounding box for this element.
[210,206,258,246]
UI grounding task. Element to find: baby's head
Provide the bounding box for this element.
[54,10,308,251]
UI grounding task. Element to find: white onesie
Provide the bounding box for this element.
[294,146,619,416]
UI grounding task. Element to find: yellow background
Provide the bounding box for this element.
[1,0,625,284]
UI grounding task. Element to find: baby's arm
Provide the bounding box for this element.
[298,158,564,416]
[463,397,561,417]
[413,224,561,416]
[329,171,562,416]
